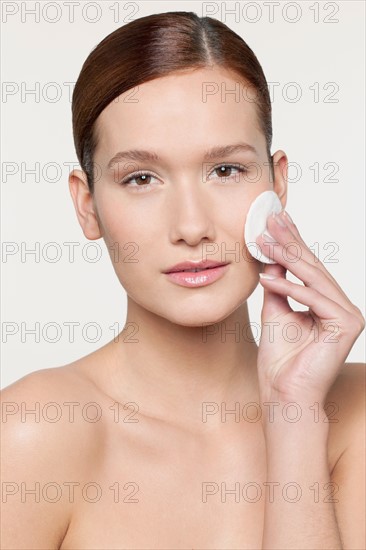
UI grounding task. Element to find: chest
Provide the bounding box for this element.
[60,422,268,549]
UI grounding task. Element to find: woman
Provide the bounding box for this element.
[2,11,365,549]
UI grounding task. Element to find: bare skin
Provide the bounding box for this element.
[1,346,364,549]
[1,67,365,548]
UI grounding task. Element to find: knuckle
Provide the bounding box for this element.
[351,305,366,332]
[345,313,365,336]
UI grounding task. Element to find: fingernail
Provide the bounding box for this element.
[261,230,276,242]
[259,272,277,280]
[283,210,294,224]
[272,211,286,227]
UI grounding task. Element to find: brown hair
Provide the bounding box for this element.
[72,11,273,194]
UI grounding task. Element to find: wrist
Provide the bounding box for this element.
[259,398,331,438]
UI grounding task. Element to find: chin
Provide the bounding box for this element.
[159,301,243,329]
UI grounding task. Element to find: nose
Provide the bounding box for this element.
[167,179,216,246]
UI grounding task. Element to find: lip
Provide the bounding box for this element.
[164,263,230,288]
[163,259,230,274]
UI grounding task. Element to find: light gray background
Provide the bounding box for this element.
[1,0,365,388]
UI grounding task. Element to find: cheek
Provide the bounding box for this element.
[97,206,158,279]
[220,204,248,244]
[221,204,263,269]
[94,191,137,241]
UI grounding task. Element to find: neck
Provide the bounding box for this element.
[103,299,259,432]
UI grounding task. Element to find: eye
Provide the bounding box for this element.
[210,164,248,181]
[119,171,158,191]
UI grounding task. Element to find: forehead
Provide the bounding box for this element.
[95,67,263,159]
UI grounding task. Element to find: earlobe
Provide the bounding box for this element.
[68,169,102,240]
[271,150,288,209]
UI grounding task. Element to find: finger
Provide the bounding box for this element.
[258,275,364,338]
[257,215,359,318]
[260,264,292,321]
[271,211,351,299]
[263,262,287,279]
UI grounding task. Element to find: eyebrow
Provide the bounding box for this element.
[107,142,258,170]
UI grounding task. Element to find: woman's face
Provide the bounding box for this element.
[70,67,287,326]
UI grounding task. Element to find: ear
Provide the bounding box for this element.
[271,149,288,209]
[68,169,102,240]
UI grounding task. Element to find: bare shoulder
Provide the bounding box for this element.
[326,364,366,548]
[1,361,105,462]
[0,362,104,549]
[325,362,365,471]
[326,361,365,435]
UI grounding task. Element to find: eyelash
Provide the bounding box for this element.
[118,164,249,191]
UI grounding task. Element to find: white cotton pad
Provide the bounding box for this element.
[244,190,283,263]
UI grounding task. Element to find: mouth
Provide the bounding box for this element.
[176,266,219,273]
[163,263,230,288]
[163,261,230,274]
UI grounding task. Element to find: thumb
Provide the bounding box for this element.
[259,263,291,323]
